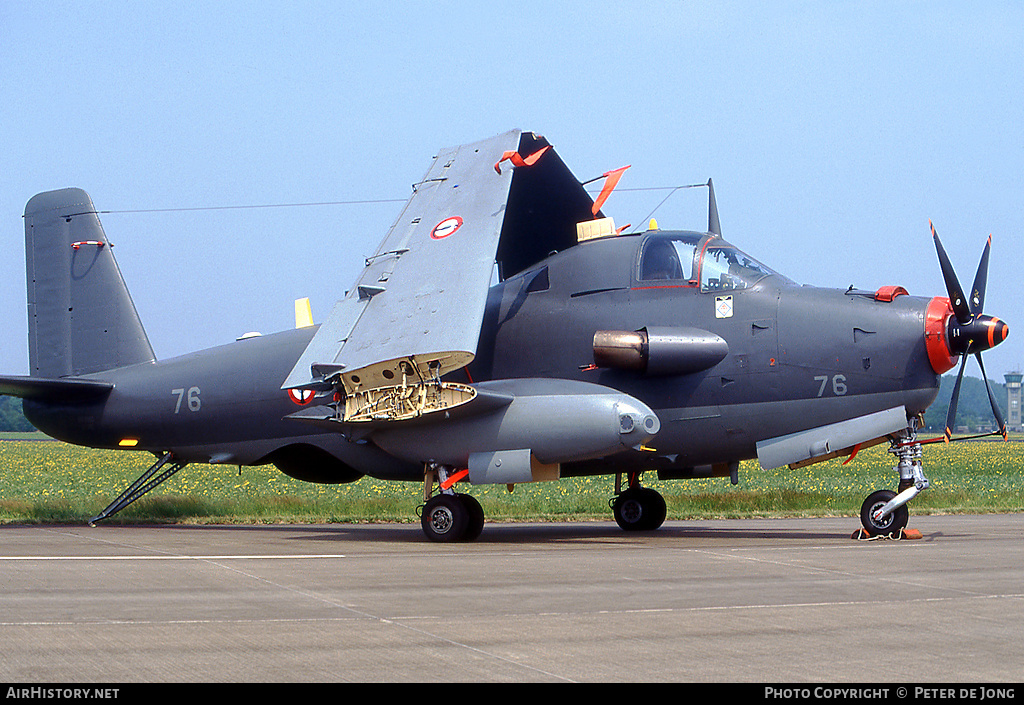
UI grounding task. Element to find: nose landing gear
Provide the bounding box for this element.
[859,421,927,538]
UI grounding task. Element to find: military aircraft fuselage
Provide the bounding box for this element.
[23,324,420,482]
[24,228,941,485]
[12,133,1005,541]
[476,229,941,474]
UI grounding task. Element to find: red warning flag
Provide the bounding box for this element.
[439,469,469,490]
[493,145,551,174]
[591,165,630,216]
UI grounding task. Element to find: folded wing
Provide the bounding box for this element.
[282,130,525,422]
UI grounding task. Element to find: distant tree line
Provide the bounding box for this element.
[922,374,1009,433]
[0,397,35,432]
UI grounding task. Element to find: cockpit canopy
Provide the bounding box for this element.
[638,232,785,292]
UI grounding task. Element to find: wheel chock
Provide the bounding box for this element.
[851,527,924,541]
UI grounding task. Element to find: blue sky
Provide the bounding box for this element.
[2,1,1021,382]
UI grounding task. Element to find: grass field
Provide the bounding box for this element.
[1,434,1021,525]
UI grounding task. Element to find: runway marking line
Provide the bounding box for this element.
[0,554,349,560]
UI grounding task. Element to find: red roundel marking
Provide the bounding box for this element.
[287,388,315,406]
[431,216,463,240]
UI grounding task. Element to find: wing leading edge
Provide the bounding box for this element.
[282,130,534,422]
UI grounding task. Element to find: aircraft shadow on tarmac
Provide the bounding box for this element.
[285,521,879,544]
[74,520,946,545]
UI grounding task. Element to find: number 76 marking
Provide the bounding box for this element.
[814,374,847,397]
[171,387,202,413]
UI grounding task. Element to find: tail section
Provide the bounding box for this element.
[24,188,155,377]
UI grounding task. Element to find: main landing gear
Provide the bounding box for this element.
[611,472,667,531]
[419,465,671,541]
[858,422,927,538]
[419,464,484,543]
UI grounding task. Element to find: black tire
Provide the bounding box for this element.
[613,488,666,531]
[860,489,909,537]
[458,493,485,542]
[642,488,667,531]
[421,494,469,542]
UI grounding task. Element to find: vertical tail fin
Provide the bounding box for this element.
[24,188,155,377]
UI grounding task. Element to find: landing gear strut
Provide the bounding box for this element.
[611,472,666,531]
[859,421,927,537]
[89,451,188,526]
[419,464,484,542]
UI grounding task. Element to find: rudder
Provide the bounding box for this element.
[24,188,155,377]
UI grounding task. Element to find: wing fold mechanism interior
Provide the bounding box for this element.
[339,353,476,423]
[282,129,600,425]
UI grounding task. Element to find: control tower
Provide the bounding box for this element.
[1005,371,1022,432]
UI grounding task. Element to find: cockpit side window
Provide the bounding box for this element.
[640,238,698,282]
[699,245,775,292]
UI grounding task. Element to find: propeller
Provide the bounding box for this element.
[930,221,1009,440]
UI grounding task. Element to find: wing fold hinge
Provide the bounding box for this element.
[337,352,476,423]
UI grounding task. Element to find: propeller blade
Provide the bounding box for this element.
[974,352,1008,439]
[931,220,971,325]
[944,354,968,441]
[931,225,1007,441]
[968,235,991,315]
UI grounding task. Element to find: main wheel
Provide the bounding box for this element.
[458,493,485,542]
[421,494,469,542]
[612,488,667,531]
[860,489,909,537]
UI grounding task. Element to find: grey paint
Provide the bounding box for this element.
[755,405,908,470]
[283,130,521,390]
[1,130,1006,539]
[369,378,659,467]
[24,188,155,377]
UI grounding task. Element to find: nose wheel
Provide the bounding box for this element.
[858,423,926,537]
[860,489,910,537]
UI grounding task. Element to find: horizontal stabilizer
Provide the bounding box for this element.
[0,375,113,401]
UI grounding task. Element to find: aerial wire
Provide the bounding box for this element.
[630,183,710,233]
[98,198,408,214]
[95,185,697,215]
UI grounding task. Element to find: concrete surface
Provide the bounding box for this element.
[1,515,1022,682]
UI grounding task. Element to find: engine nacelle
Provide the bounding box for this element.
[369,378,660,476]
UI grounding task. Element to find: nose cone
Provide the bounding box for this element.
[949,314,1009,355]
[991,317,1009,348]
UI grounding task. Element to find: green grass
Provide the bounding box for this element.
[1,436,1022,525]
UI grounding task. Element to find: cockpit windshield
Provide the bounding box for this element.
[698,243,777,292]
[637,233,784,292]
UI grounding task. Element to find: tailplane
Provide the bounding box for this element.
[24,188,155,377]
